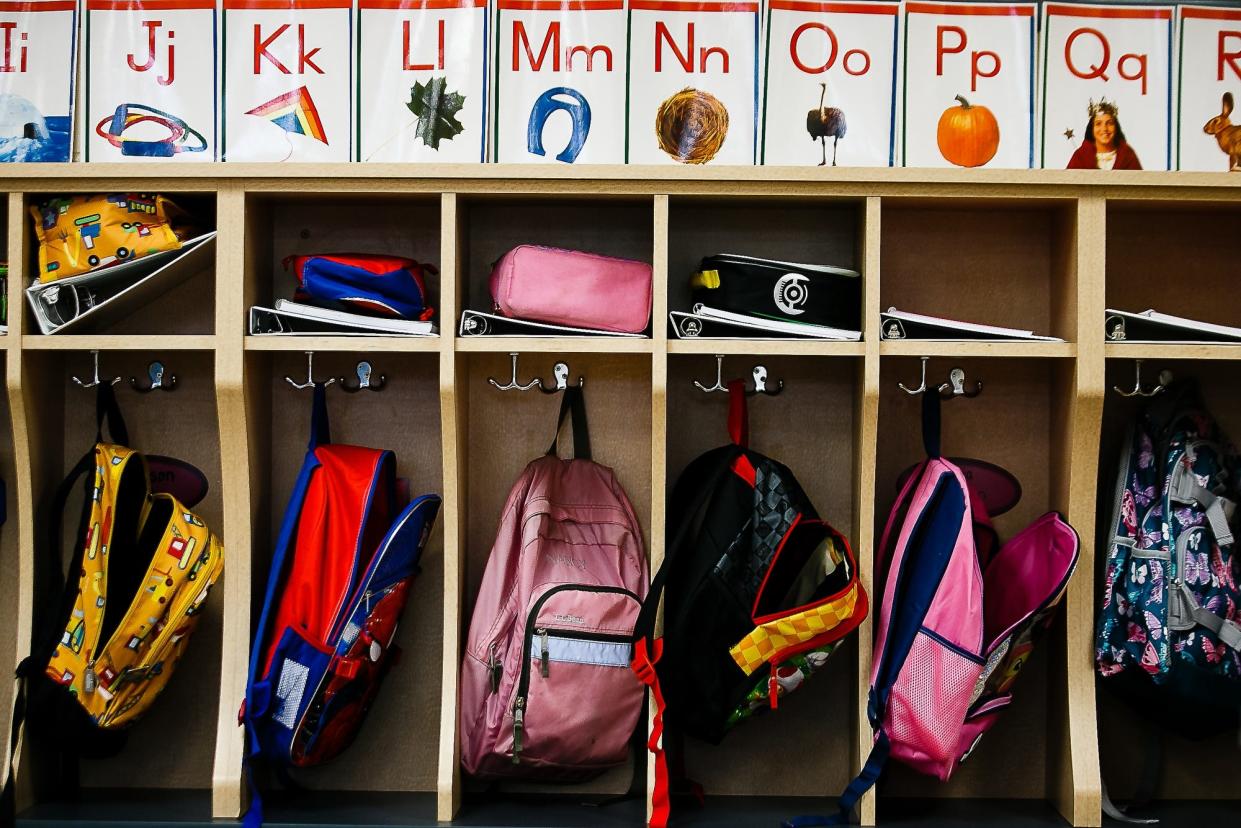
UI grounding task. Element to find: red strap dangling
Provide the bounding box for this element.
[727,380,749,448]
[631,638,670,828]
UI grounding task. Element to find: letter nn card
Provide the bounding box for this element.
[85,0,218,162]
[358,0,488,163]
[902,2,1037,169]
[223,0,353,162]
[0,0,77,162]
[1041,4,1173,171]
[762,0,900,167]
[628,0,760,165]
[1177,6,1241,172]
[493,0,627,164]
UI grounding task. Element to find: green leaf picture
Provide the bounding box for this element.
[406,77,466,150]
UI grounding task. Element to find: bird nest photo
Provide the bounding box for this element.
[655,88,728,164]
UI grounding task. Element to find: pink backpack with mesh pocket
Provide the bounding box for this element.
[783,394,1079,827]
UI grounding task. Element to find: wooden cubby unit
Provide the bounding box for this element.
[0,166,1236,828]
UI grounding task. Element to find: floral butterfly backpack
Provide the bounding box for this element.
[1096,380,1241,818]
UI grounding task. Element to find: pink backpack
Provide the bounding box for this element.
[459,388,648,778]
[785,394,1079,827]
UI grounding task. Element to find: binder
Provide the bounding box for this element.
[880,308,1062,341]
[670,306,861,340]
[1105,309,1241,343]
[250,303,438,336]
[458,310,644,338]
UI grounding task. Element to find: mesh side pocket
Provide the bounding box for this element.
[885,630,984,779]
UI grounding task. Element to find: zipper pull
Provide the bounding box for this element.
[539,629,550,678]
[488,643,501,694]
[83,663,98,695]
[512,698,525,764]
[364,590,373,614]
[768,673,779,710]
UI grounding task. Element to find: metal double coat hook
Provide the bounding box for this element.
[693,355,784,396]
[72,350,121,389]
[488,353,583,393]
[899,357,982,399]
[1114,359,1172,398]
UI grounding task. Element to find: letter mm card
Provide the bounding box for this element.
[1041,4,1173,170]
[357,0,488,162]
[628,0,759,165]
[902,2,1036,169]
[85,0,217,162]
[0,0,77,162]
[762,0,899,167]
[222,0,352,161]
[1177,6,1241,172]
[493,0,627,164]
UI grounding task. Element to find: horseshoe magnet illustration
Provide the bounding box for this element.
[527,87,592,163]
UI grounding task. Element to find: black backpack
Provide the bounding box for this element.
[631,381,867,828]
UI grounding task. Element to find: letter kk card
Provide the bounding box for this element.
[1040,4,1173,170]
[357,0,488,163]
[493,0,627,164]
[902,2,1037,169]
[85,0,218,162]
[1177,6,1241,172]
[223,0,352,161]
[761,0,900,167]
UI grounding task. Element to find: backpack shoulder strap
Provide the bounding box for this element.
[547,386,590,460]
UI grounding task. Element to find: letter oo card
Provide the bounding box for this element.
[762,0,900,167]
[358,0,488,162]
[85,0,218,161]
[223,0,352,161]
[903,1,1036,169]
[1041,4,1173,170]
[493,0,627,164]
[0,0,77,162]
[1177,5,1241,172]
[628,0,759,165]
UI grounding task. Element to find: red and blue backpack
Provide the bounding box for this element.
[284,253,436,321]
[241,384,440,826]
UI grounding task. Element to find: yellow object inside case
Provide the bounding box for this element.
[30,194,189,282]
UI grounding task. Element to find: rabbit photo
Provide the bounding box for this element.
[1203,91,1241,172]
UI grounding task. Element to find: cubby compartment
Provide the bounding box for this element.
[22,193,218,336]
[13,349,223,810]
[454,351,651,819]
[1105,202,1241,336]
[872,356,1077,821]
[666,197,865,338]
[1094,358,1241,823]
[880,200,1078,342]
[661,354,862,820]
[245,349,445,810]
[243,194,442,336]
[455,196,654,337]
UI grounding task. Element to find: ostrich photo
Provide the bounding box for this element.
[806,82,846,166]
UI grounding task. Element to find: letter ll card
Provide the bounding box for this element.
[223,0,352,161]
[1041,4,1173,171]
[493,0,626,164]
[1177,6,1241,172]
[628,0,760,165]
[85,0,217,162]
[0,0,76,162]
[762,0,900,167]
[357,0,488,162]
[903,2,1036,169]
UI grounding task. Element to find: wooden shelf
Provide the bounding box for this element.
[880,340,1077,358]
[244,335,443,352]
[454,336,656,354]
[667,339,866,356]
[1104,342,1241,361]
[21,334,218,351]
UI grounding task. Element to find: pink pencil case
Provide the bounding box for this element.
[489,245,653,334]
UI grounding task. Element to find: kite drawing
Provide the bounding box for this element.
[245,86,327,160]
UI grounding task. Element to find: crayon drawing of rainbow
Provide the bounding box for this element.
[245,86,328,145]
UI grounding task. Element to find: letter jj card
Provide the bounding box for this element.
[628,0,759,165]
[223,0,352,161]
[358,0,488,162]
[762,0,900,167]
[1177,6,1241,172]
[903,2,1037,169]
[1041,4,1173,171]
[85,0,218,162]
[493,0,627,164]
[0,0,77,162]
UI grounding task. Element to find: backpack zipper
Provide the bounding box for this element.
[510,584,640,764]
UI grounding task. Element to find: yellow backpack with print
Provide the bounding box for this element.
[9,383,223,773]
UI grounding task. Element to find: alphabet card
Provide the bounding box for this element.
[1176,6,1241,172]
[627,0,759,165]
[493,0,627,164]
[761,0,900,167]
[223,0,352,161]
[1040,4,1173,171]
[85,0,217,162]
[902,2,1036,169]
[357,0,488,163]
[0,0,77,162]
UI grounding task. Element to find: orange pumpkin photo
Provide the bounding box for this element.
[937,94,1000,168]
